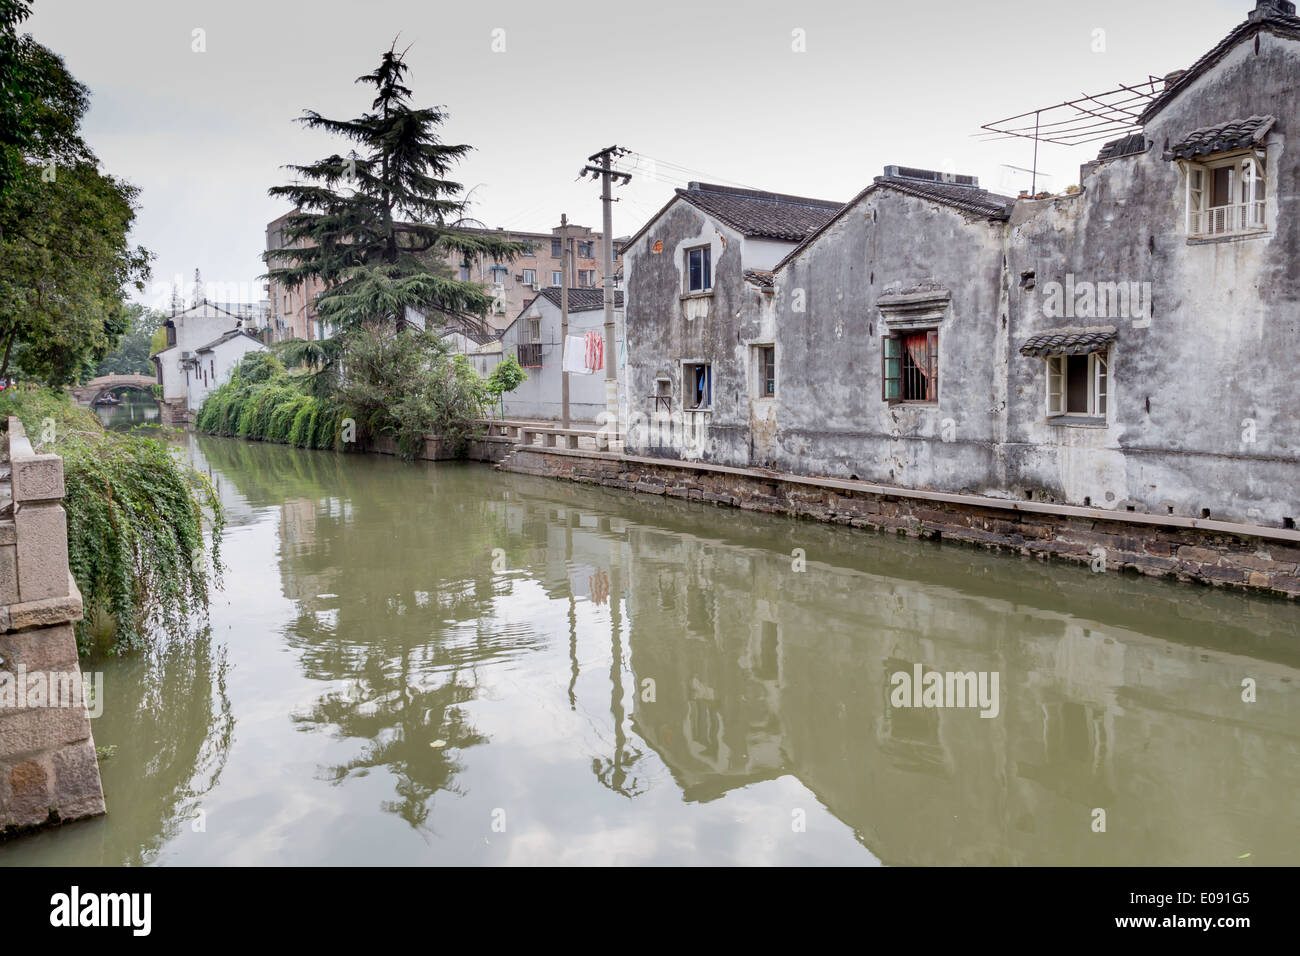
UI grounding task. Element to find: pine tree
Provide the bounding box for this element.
[264,44,524,335]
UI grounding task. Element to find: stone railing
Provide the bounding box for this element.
[0,417,105,835]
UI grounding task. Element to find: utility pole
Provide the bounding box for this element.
[560,214,570,429]
[581,146,631,428]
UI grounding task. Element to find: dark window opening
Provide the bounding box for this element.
[686,246,711,293]
[687,363,712,410]
[1065,354,1090,413]
[1211,165,1232,207]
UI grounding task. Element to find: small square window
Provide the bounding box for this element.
[1045,349,1108,419]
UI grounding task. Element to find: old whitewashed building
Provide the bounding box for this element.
[622,0,1300,529]
[152,301,267,423]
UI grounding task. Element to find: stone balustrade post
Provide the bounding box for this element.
[0,417,105,835]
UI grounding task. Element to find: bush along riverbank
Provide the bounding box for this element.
[0,388,224,656]
[196,327,527,461]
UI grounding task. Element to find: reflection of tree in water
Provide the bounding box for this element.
[99,627,234,864]
[289,631,487,830]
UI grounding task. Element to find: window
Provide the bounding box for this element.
[686,363,712,410]
[459,264,470,281]
[754,345,776,398]
[551,270,563,287]
[1184,154,1266,237]
[577,240,594,258]
[1046,350,1108,419]
[522,268,537,286]
[519,242,536,257]
[577,270,595,287]
[685,246,712,293]
[551,238,562,257]
[526,317,541,343]
[882,330,938,403]
[654,377,672,413]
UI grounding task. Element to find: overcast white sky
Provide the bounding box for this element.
[27,0,1253,307]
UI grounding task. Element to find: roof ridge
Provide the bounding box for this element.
[682,182,843,210]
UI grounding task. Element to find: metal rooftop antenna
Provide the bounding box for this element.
[977,77,1166,194]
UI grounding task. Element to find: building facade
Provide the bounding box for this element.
[620,0,1300,531]
[619,181,845,462]
[152,301,268,421]
[265,214,623,341]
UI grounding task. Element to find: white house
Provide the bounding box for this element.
[498,287,624,422]
[152,300,268,422]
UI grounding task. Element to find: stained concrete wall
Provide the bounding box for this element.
[623,197,798,465]
[774,188,1009,485]
[0,418,105,836]
[1004,28,1300,526]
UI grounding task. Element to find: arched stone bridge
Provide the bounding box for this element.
[68,374,158,407]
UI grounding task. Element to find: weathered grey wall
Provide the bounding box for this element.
[1005,30,1300,524]
[773,188,1008,487]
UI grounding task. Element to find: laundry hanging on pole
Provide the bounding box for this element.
[563,335,591,374]
[584,331,604,372]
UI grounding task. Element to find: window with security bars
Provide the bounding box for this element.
[1046,350,1108,418]
[883,330,938,403]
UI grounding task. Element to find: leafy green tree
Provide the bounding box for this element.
[1,0,91,196]
[264,44,524,335]
[483,354,526,419]
[95,303,165,376]
[0,14,150,384]
[333,322,485,459]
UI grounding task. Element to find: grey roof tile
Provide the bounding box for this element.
[1019,325,1118,357]
[1164,115,1276,159]
[676,183,844,242]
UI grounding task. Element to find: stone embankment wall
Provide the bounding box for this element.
[0,417,105,836]
[502,445,1300,600]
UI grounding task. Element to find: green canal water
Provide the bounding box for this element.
[2,394,1299,864]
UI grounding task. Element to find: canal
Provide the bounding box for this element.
[2,411,1299,864]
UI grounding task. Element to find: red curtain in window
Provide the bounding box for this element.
[904,332,935,400]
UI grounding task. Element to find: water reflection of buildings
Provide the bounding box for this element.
[506,477,1300,865]
[194,434,1300,863]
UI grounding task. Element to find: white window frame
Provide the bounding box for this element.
[1182,151,1267,238]
[551,270,563,287]
[1046,350,1108,419]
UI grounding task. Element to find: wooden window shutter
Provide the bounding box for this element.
[883,336,902,403]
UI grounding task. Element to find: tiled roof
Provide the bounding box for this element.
[744,269,774,289]
[1019,325,1118,358]
[531,287,624,313]
[194,329,262,353]
[873,176,1016,220]
[1140,2,1300,124]
[1097,133,1148,161]
[676,183,844,242]
[1164,115,1275,160]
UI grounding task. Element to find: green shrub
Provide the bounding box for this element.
[0,389,223,655]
